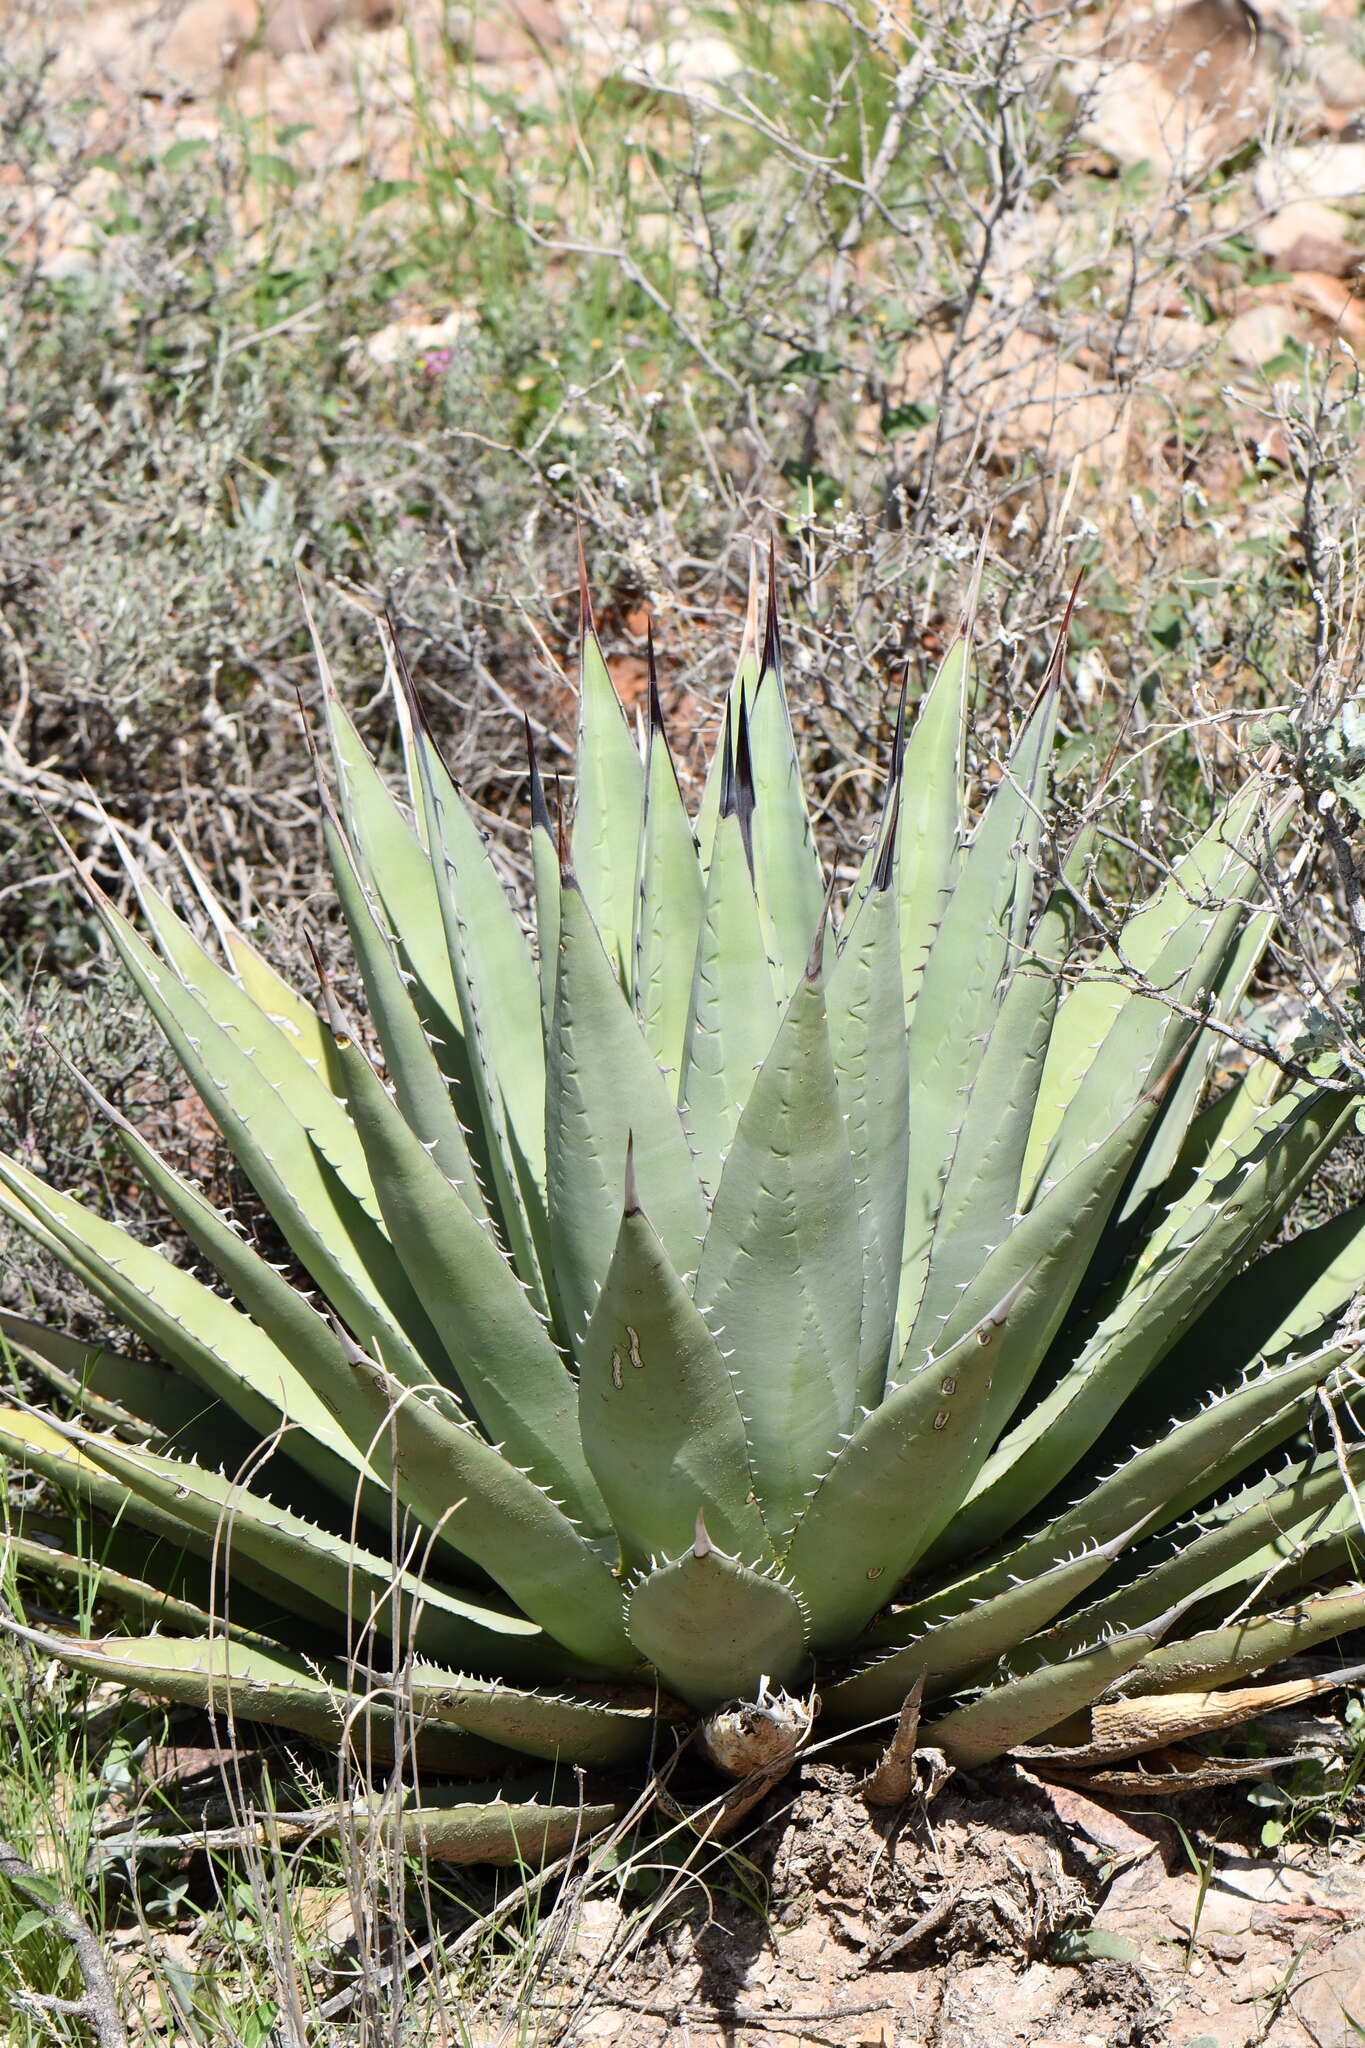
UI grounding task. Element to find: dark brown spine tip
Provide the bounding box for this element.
[526,716,553,837]
[304,930,348,1041]
[316,776,346,839]
[385,611,459,782]
[623,1132,641,1216]
[805,885,834,982]
[384,609,419,712]
[646,619,666,737]
[718,713,737,821]
[1097,690,1140,792]
[734,687,757,869]
[576,518,596,637]
[1146,1036,1193,1106]
[693,1506,713,1559]
[873,783,901,894]
[298,702,334,809]
[889,676,908,784]
[761,535,781,683]
[1040,568,1086,702]
[550,772,569,877]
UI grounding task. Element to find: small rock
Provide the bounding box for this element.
[1197,1929,1249,1960]
[1253,196,1359,275]
[353,307,475,371]
[1287,268,1365,349]
[625,34,743,94]
[1063,0,1276,178]
[1223,301,1299,365]
[150,0,396,94]
[1306,27,1365,112]
[155,0,259,93]
[292,1883,358,1949]
[1256,140,1365,205]
[1232,1960,1290,2004]
[445,1,563,66]
[1288,1925,1365,2040]
[276,0,398,53]
[1166,1887,1257,1937]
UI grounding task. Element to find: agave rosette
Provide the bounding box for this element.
[2,558,1365,1855]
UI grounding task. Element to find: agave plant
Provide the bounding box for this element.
[3,555,1365,1860]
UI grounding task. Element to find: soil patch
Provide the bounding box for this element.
[540,1762,1365,2048]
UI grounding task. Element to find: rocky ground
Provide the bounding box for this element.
[542,1761,1365,2048]
[16,0,1365,403]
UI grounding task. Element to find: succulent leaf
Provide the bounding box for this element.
[950,1077,1357,1560]
[746,586,825,998]
[0,1159,371,1498]
[319,674,470,1121]
[1115,1587,1365,1698]
[786,1273,1033,1648]
[87,895,442,1388]
[547,878,706,1339]
[924,1615,1177,1767]
[578,1185,769,1567]
[2,1621,506,1775]
[66,1426,538,1667]
[1,1307,255,1460]
[315,1003,604,1527]
[323,804,490,1217]
[828,841,909,1401]
[694,944,865,1540]
[625,1526,808,1709]
[398,671,552,1315]
[634,658,706,1083]
[890,630,969,1007]
[678,758,782,1198]
[338,1344,635,1673]
[1022,780,1270,1197]
[571,610,645,987]
[899,676,1058,1338]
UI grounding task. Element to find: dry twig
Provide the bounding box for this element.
[0,1834,128,2048]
